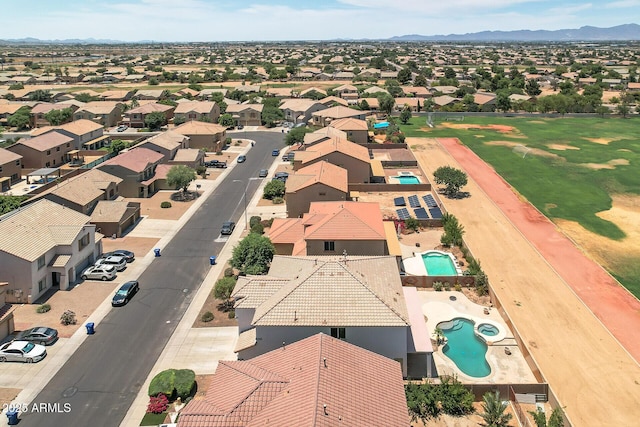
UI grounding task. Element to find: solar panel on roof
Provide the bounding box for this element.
[396,208,411,220]
[429,207,443,219]
[394,197,406,207]
[408,195,421,208]
[422,195,437,208]
[414,208,429,219]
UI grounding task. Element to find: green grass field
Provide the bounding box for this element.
[401,116,640,296]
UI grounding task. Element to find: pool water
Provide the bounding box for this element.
[373,121,390,129]
[478,324,499,336]
[441,318,491,377]
[396,176,420,184]
[422,252,457,276]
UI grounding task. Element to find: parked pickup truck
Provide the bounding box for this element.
[205,160,227,168]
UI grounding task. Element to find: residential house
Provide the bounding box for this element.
[134,89,169,101]
[0,148,23,191]
[0,199,103,301]
[0,282,16,341]
[198,88,227,100]
[133,130,190,162]
[329,117,369,144]
[303,126,348,147]
[279,99,327,125]
[473,92,497,110]
[99,90,134,102]
[294,137,371,183]
[178,333,411,427]
[299,87,327,98]
[0,103,25,126]
[333,84,359,102]
[363,86,388,96]
[73,101,123,128]
[284,162,348,219]
[265,87,294,98]
[32,119,109,150]
[169,148,205,169]
[394,97,421,112]
[225,103,264,127]
[172,87,200,99]
[123,103,174,129]
[310,105,367,127]
[174,101,220,125]
[401,86,431,98]
[7,131,75,169]
[29,103,77,128]
[318,95,349,107]
[432,95,460,109]
[430,86,457,95]
[628,82,640,91]
[90,200,141,238]
[96,148,164,197]
[173,121,227,151]
[232,255,431,377]
[271,201,395,257]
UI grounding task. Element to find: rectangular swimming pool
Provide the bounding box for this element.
[396,176,420,184]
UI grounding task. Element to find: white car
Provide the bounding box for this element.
[95,255,127,271]
[0,341,47,363]
[81,265,117,281]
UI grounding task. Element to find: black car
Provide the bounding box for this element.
[274,172,289,181]
[111,281,139,307]
[221,221,236,235]
[100,250,135,263]
[14,327,58,346]
[205,160,220,167]
[258,169,268,178]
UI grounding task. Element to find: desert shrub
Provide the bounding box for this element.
[228,310,236,319]
[250,222,264,235]
[263,180,285,200]
[174,369,196,400]
[224,267,235,277]
[272,196,284,204]
[146,393,169,414]
[201,311,214,322]
[60,310,76,325]
[37,303,51,314]
[249,216,262,228]
[454,283,462,292]
[160,201,172,208]
[405,217,420,232]
[443,282,451,291]
[433,281,443,291]
[475,272,489,296]
[261,218,274,228]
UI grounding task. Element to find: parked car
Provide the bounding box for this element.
[237,124,244,130]
[95,255,127,271]
[213,161,227,168]
[274,172,289,182]
[282,152,294,162]
[116,125,128,132]
[258,169,268,178]
[100,250,135,263]
[237,155,246,163]
[0,341,47,363]
[271,149,280,156]
[111,281,139,307]
[81,265,117,281]
[14,327,58,346]
[221,221,236,235]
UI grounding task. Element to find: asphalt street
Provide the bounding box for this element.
[19,131,285,427]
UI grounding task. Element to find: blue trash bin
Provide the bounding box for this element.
[210,256,217,265]
[6,410,18,425]
[154,248,161,257]
[85,322,95,335]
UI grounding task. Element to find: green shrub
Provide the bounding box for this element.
[405,217,420,232]
[224,267,235,277]
[261,218,274,228]
[228,310,236,319]
[433,281,443,291]
[454,283,462,292]
[272,196,284,204]
[149,370,176,397]
[250,222,264,235]
[60,310,76,325]
[201,311,214,322]
[263,180,285,200]
[36,303,51,314]
[174,369,196,400]
[160,201,172,208]
[249,216,262,228]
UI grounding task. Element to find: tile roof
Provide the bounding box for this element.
[0,199,91,261]
[267,218,306,246]
[174,101,216,114]
[90,200,133,222]
[59,119,104,135]
[225,103,264,113]
[30,103,72,114]
[297,137,370,165]
[178,333,410,427]
[0,147,22,164]
[285,161,348,193]
[174,121,226,135]
[318,95,348,106]
[305,201,385,241]
[127,102,174,114]
[311,105,364,119]
[40,169,122,208]
[329,117,368,131]
[236,255,408,327]
[75,101,121,114]
[17,131,74,151]
[279,98,323,112]
[137,130,188,151]
[172,148,203,162]
[303,127,347,145]
[98,147,164,173]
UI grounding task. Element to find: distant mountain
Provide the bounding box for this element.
[389,24,640,42]
[0,37,137,45]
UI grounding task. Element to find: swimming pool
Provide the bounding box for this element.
[396,176,421,184]
[440,318,491,378]
[373,121,389,129]
[422,251,458,276]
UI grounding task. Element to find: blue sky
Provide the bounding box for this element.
[2,0,638,41]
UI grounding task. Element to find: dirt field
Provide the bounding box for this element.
[408,137,640,427]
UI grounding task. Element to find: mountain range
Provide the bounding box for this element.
[1,24,639,44]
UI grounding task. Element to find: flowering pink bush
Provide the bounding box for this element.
[147,393,169,414]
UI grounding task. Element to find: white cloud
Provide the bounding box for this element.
[605,0,640,7]
[548,3,593,15]
[337,0,543,14]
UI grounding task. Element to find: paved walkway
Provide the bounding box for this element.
[409,137,640,427]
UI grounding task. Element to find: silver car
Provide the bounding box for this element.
[95,255,127,271]
[0,341,47,363]
[81,265,117,281]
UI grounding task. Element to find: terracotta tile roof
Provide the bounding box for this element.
[318,95,348,106]
[303,201,385,241]
[75,101,121,115]
[225,103,264,113]
[17,131,73,151]
[266,218,305,246]
[333,84,358,92]
[57,119,103,136]
[172,148,203,162]
[329,117,368,131]
[297,137,370,165]
[178,333,410,427]
[0,147,22,165]
[433,95,458,106]
[30,103,72,114]
[241,255,409,327]
[279,98,323,113]
[0,104,25,115]
[311,105,363,119]
[0,199,91,261]
[175,120,226,135]
[174,101,216,114]
[300,87,327,96]
[473,92,497,105]
[137,130,188,151]
[127,102,174,115]
[152,164,173,180]
[285,161,348,193]
[303,127,347,145]
[98,147,164,173]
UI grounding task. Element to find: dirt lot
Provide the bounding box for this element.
[0,388,21,408]
[127,190,197,221]
[408,137,640,427]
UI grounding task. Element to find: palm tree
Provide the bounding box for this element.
[480,391,512,427]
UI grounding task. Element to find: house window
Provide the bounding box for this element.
[319,192,326,196]
[0,166,2,173]
[15,160,20,166]
[38,279,46,292]
[45,162,50,167]
[331,328,346,340]
[66,143,70,148]
[78,233,90,250]
[324,241,335,251]
[37,255,46,269]
[46,150,51,155]
[56,147,60,151]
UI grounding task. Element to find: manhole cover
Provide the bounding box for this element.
[62,386,78,398]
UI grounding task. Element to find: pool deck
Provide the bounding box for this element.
[417,290,537,384]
